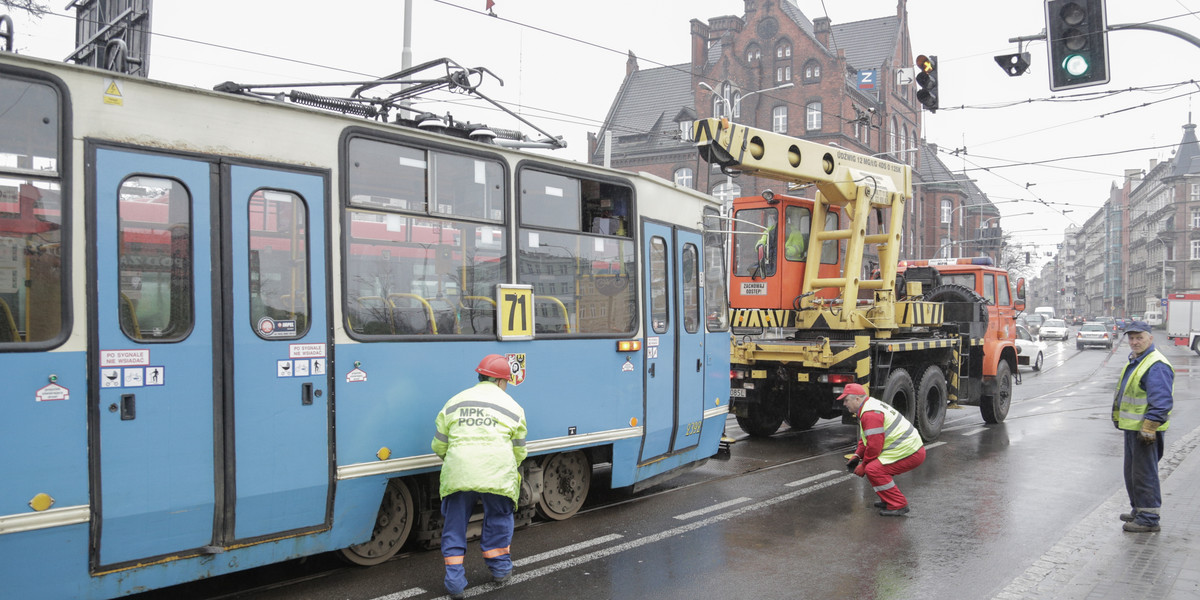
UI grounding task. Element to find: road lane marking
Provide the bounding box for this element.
[1049,398,1062,404]
[961,427,988,436]
[672,497,752,520]
[376,587,427,599]
[1028,406,1044,412]
[513,533,624,567]
[422,474,856,599]
[784,469,842,487]
[924,441,947,450]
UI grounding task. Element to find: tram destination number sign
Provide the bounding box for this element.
[497,284,535,341]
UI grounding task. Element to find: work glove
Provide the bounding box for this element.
[846,455,861,472]
[854,463,866,478]
[1139,420,1163,445]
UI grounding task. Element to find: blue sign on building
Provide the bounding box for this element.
[858,70,877,90]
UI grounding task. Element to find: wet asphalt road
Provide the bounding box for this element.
[132,332,1200,600]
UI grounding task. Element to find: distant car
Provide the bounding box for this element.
[1039,318,1070,341]
[1098,316,1118,334]
[1015,325,1044,371]
[1077,321,1113,350]
[1025,313,1046,337]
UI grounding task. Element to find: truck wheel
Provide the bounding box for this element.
[736,402,784,437]
[786,396,820,430]
[881,369,916,424]
[914,366,947,441]
[1033,351,1043,372]
[981,361,1012,424]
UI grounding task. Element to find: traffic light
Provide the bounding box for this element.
[915,54,938,112]
[1045,0,1110,91]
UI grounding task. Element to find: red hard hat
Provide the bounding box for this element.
[476,354,512,379]
[837,382,867,400]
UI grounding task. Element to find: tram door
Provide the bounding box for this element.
[640,222,705,461]
[92,148,330,568]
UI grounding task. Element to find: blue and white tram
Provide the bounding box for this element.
[0,48,730,598]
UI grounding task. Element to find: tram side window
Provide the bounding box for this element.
[248,190,309,338]
[517,168,636,335]
[0,77,64,345]
[702,207,729,332]
[681,244,700,333]
[344,136,508,338]
[118,177,193,341]
[649,237,669,334]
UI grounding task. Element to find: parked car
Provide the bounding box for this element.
[1077,321,1114,350]
[1015,325,1044,371]
[1039,318,1070,341]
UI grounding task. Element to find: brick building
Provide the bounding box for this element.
[589,0,998,261]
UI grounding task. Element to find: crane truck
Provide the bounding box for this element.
[692,118,1023,441]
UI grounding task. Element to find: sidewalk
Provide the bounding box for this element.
[994,342,1200,600]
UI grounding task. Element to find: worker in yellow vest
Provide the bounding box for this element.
[840,383,926,516]
[1112,321,1174,533]
[432,354,528,598]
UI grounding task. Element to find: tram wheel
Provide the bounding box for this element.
[536,451,591,521]
[339,478,414,566]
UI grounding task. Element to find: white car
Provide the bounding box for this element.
[1038,318,1070,341]
[1014,325,1044,371]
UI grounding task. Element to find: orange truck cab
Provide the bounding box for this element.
[728,193,844,310]
[896,257,1025,384]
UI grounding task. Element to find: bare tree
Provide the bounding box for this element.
[1,1,49,17]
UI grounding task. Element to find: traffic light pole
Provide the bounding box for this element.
[1107,22,1200,50]
[1010,22,1200,61]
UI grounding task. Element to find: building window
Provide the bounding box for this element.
[732,92,742,118]
[940,236,951,259]
[940,199,952,224]
[1192,183,1200,201]
[746,45,761,62]
[1192,207,1200,229]
[713,95,726,119]
[674,167,693,188]
[711,181,741,205]
[1193,239,1200,260]
[775,41,792,84]
[772,106,787,133]
[805,101,822,131]
[802,59,822,83]
[889,118,898,155]
[900,126,908,161]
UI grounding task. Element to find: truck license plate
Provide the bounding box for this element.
[729,388,746,397]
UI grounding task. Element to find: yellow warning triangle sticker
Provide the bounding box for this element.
[105,81,122,96]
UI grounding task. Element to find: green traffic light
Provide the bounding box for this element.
[1062,53,1091,77]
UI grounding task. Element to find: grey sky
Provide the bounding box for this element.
[7,0,1199,265]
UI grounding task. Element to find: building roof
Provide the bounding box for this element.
[592,63,695,161]
[1170,122,1200,177]
[828,15,902,71]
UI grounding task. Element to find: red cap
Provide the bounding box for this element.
[837,382,867,400]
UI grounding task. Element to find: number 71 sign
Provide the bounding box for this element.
[497,284,535,340]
